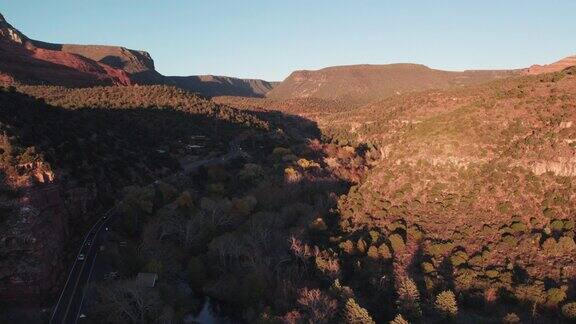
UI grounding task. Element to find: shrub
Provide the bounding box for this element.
[407,226,424,240]
[310,218,328,231]
[434,290,458,318]
[550,219,565,232]
[454,268,476,291]
[176,191,194,209]
[428,242,454,258]
[485,269,500,279]
[497,201,513,214]
[468,255,484,268]
[502,312,521,323]
[562,302,576,320]
[396,278,422,320]
[542,237,557,251]
[557,236,576,251]
[545,287,566,307]
[357,238,368,254]
[390,314,409,324]
[389,234,405,253]
[369,230,380,243]
[341,298,375,324]
[514,283,546,305]
[378,243,392,260]
[500,226,513,235]
[388,221,406,232]
[330,279,354,301]
[284,167,301,183]
[315,255,341,280]
[297,158,320,169]
[510,221,526,233]
[339,240,355,255]
[501,234,518,246]
[450,251,468,267]
[421,262,435,274]
[367,246,379,260]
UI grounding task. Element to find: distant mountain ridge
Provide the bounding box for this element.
[267,63,521,105]
[0,13,276,97]
[169,75,279,98]
[2,13,575,100]
[525,56,576,75]
[268,57,576,105]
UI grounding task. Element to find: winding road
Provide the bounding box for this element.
[49,209,115,324]
[49,144,246,324]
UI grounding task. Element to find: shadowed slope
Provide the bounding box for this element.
[170,75,278,98]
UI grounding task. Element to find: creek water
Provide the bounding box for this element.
[191,298,238,324]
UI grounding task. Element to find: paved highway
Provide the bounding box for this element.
[49,145,246,323]
[49,209,115,324]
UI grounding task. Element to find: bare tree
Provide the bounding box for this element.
[92,279,162,323]
[297,287,338,324]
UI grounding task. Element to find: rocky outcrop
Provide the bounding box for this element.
[169,75,278,98]
[0,13,27,44]
[0,157,103,302]
[0,162,67,301]
[531,157,576,177]
[525,56,576,75]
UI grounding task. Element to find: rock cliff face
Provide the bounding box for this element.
[0,13,279,96]
[0,162,67,301]
[0,158,101,302]
[0,13,133,87]
[0,13,26,43]
[531,158,576,177]
[49,44,166,84]
[0,40,134,87]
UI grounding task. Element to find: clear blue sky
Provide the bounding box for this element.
[2,1,575,81]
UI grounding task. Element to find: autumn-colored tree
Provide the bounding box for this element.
[396,277,422,320]
[297,288,338,323]
[340,298,375,324]
[562,302,576,320]
[434,290,458,319]
[390,314,409,324]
